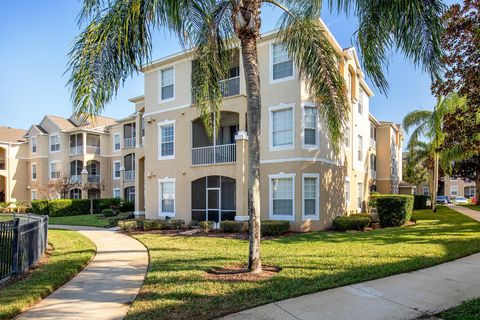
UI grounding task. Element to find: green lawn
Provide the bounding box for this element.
[48,214,110,228]
[441,298,480,320]
[465,204,480,212]
[0,229,95,320]
[127,206,480,320]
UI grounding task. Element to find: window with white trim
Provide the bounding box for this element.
[160,67,174,101]
[303,174,319,220]
[31,190,37,200]
[450,186,458,196]
[271,43,293,81]
[423,186,429,196]
[357,182,363,211]
[31,163,37,180]
[270,174,295,220]
[345,179,350,205]
[50,135,60,152]
[113,134,121,151]
[303,106,318,147]
[358,88,364,114]
[159,179,175,217]
[271,106,293,149]
[50,162,61,179]
[344,125,350,147]
[113,160,121,179]
[113,188,121,198]
[158,121,175,159]
[357,134,363,161]
[31,137,37,153]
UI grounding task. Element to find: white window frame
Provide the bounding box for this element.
[158,178,176,218]
[31,163,37,181]
[269,103,295,151]
[113,188,121,198]
[301,102,320,150]
[357,134,363,162]
[269,42,295,84]
[31,189,37,200]
[159,66,175,103]
[358,88,364,115]
[269,173,296,221]
[157,120,176,160]
[31,136,37,153]
[344,124,351,148]
[344,177,350,206]
[423,186,429,196]
[113,160,121,180]
[49,160,61,180]
[49,134,61,153]
[450,186,458,197]
[302,173,320,221]
[357,182,363,211]
[113,133,121,151]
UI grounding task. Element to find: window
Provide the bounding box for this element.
[450,186,458,196]
[50,162,60,179]
[31,137,37,153]
[113,134,121,151]
[31,163,37,180]
[160,67,174,101]
[31,190,37,200]
[347,71,353,99]
[113,188,121,198]
[158,121,175,159]
[357,182,363,211]
[159,178,175,217]
[269,174,295,221]
[50,135,60,152]
[124,186,135,203]
[358,88,364,114]
[303,105,318,148]
[302,174,319,220]
[70,188,82,199]
[423,186,429,196]
[270,105,294,149]
[344,125,350,147]
[271,43,293,81]
[113,160,121,179]
[345,179,350,205]
[357,135,363,161]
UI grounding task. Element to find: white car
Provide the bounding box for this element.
[453,196,468,204]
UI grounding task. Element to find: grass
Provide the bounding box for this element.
[48,214,110,228]
[126,206,480,320]
[441,298,480,320]
[465,204,480,212]
[0,229,95,320]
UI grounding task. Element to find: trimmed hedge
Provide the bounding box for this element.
[101,209,115,217]
[198,221,215,232]
[261,220,289,236]
[31,198,126,217]
[143,220,161,231]
[220,221,244,233]
[370,194,414,227]
[107,211,135,227]
[31,200,49,215]
[118,219,138,231]
[333,216,371,231]
[414,195,430,210]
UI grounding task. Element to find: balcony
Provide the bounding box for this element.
[192,76,240,103]
[70,146,83,155]
[124,170,135,181]
[192,143,236,166]
[124,138,136,149]
[370,138,376,149]
[370,170,377,179]
[86,146,100,154]
[87,175,101,183]
[71,175,82,184]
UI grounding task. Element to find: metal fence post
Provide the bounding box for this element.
[11,219,20,275]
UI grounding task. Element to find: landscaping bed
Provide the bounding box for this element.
[126,206,480,320]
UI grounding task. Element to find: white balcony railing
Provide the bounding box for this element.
[219,76,240,97]
[192,143,236,166]
[70,175,82,184]
[86,146,100,154]
[87,175,101,183]
[370,170,377,179]
[124,138,136,148]
[124,170,135,181]
[370,138,376,149]
[50,172,61,179]
[70,146,83,155]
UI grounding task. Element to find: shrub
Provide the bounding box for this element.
[101,209,115,217]
[261,220,289,236]
[414,195,430,210]
[108,211,135,227]
[333,216,371,231]
[372,194,414,227]
[118,219,138,231]
[188,220,199,228]
[143,220,161,231]
[220,221,244,233]
[119,201,135,212]
[96,198,122,211]
[350,213,374,221]
[31,200,49,215]
[169,219,186,230]
[198,221,215,232]
[48,199,90,217]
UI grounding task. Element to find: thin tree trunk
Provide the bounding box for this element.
[432,152,439,212]
[475,172,480,205]
[240,36,262,274]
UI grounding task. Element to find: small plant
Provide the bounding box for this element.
[333,216,371,231]
[101,208,115,217]
[143,219,161,231]
[198,221,215,232]
[261,220,289,236]
[108,211,134,227]
[119,200,135,212]
[118,219,138,231]
[170,219,186,230]
[220,221,244,233]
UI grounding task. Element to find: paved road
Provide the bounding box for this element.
[222,206,480,320]
[17,225,148,320]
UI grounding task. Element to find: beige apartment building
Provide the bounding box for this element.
[416,177,476,199]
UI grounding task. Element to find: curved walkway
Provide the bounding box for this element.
[223,206,480,320]
[17,225,148,320]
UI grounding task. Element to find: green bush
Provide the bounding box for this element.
[118,219,138,231]
[372,194,414,227]
[220,221,244,233]
[101,209,115,217]
[31,200,49,215]
[350,213,374,221]
[333,216,371,231]
[414,195,430,210]
[119,201,135,212]
[48,199,90,217]
[143,220,161,231]
[169,219,186,230]
[261,220,290,236]
[108,211,134,227]
[198,221,215,232]
[96,198,122,211]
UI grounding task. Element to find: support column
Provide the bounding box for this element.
[234,132,249,222]
[136,111,144,148]
[82,132,87,155]
[120,166,125,199]
[81,168,88,199]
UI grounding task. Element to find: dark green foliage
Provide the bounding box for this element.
[101,208,115,217]
[220,221,244,233]
[119,200,135,212]
[350,213,374,221]
[372,195,414,227]
[441,297,480,320]
[96,198,122,211]
[333,216,371,231]
[107,211,134,227]
[32,198,123,217]
[414,195,430,210]
[143,220,161,231]
[261,221,290,236]
[169,219,186,230]
[31,200,49,215]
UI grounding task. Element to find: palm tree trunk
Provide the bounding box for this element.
[432,152,439,212]
[240,35,262,274]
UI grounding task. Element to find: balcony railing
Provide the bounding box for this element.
[86,146,100,154]
[50,172,61,179]
[87,175,101,183]
[192,76,240,103]
[192,143,236,166]
[124,138,136,149]
[124,170,135,181]
[370,138,376,149]
[70,175,82,184]
[370,170,377,179]
[70,146,83,155]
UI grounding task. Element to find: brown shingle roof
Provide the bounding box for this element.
[0,126,27,143]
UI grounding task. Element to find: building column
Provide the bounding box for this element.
[234,132,249,222]
[82,132,87,155]
[136,110,144,148]
[81,168,88,199]
[134,157,145,217]
[120,166,125,199]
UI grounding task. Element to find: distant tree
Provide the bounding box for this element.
[81,180,105,214]
[38,175,80,200]
[403,144,431,186]
[451,156,480,204]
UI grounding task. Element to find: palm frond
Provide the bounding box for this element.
[402,110,433,133]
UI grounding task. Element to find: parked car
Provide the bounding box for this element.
[436,196,449,204]
[453,196,468,204]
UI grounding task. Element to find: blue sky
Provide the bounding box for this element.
[0,1,456,138]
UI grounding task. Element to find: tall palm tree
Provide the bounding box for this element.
[403,93,465,212]
[68,0,445,273]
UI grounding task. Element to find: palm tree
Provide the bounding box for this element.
[68,0,445,273]
[403,93,465,212]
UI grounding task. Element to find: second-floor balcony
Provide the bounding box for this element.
[86,146,100,154]
[192,144,236,166]
[370,170,377,179]
[124,137,136,149]
[71,175,82,184]
[370,138,376,149]
[87,175,101,183]
[192,76,240,103]
[70,146,83,155]
[124,170,135,181]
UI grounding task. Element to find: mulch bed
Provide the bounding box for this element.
[204,264,281,282]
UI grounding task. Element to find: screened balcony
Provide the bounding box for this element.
[86,160,100,183]
[0,147,5,171]
[86,134,100,154]
[70,133,83,155]
[124,153,135,181]
[124,123,136,148]
[70,133,100,155]
[192,112,238,166]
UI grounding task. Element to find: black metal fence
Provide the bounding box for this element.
[0,214,48,282]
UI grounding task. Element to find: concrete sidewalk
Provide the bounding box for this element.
[17,225,148,320]
[222,206,480,320]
